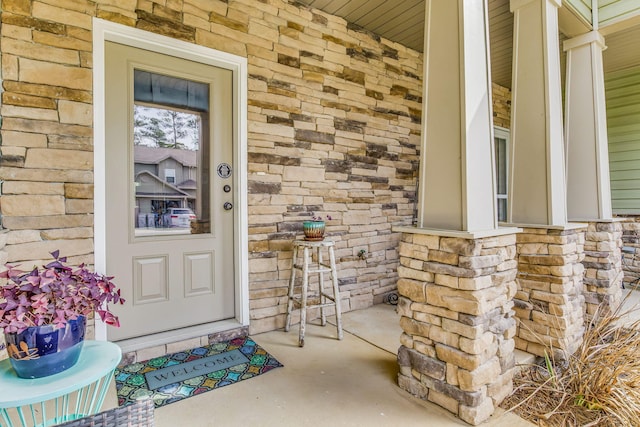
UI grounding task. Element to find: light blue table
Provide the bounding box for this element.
[0,341,121,427]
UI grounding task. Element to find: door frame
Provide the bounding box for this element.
[92,18,249,350]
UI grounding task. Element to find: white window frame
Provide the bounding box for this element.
[494,127,510,223]
[164,168,176,183]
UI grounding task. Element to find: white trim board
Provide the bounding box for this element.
[92,18,249,346]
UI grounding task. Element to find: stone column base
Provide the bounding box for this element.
[583,221,623,318]
[621,217,640,287]
[514,225,586,358]
[396,229,517,425]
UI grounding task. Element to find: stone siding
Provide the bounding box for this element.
[620,216,640,288]
[492,82,511,130]
[0,0,423,336]
[514,226,586,358]
[397,232,517,425]
[583,221,623,317]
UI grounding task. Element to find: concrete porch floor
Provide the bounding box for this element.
[619,287,640,326]
[106,303,534,426]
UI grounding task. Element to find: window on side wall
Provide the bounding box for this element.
[494,127,509,222]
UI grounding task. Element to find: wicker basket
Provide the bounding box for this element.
[53,398,155,427]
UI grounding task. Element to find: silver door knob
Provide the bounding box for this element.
[224,202,233,210]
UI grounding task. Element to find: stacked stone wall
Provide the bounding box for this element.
[513,227,586,358]
[619,216,640,288]
[492,82,511,130]
[0,0,425,336]
[397,232,517,425]
[583,221,623,317]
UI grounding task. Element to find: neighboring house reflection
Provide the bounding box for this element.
[134,145,197,228]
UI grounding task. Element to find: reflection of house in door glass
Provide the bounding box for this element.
[134,143,197,230]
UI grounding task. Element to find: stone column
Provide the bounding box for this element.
[395,1,519,424]
[508,0,588,358]
[583,221,623,317]
[514,226,586,358]
[397,230,517,426]
[622,218,640,288]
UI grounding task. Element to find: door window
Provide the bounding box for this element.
[132,70,211,237]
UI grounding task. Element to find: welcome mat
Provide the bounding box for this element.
[114,336,283,408]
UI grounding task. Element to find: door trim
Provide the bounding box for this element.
[92,18,249,349]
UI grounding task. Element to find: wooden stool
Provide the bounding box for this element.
[285,239,343,347]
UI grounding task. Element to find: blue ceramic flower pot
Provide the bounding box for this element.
[4,315,86,378]
[303,221,325,241]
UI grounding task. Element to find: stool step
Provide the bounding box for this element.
[289,293,337,303]
[292,270,333,275]
[290,300,338,310]
[292,264,332,274]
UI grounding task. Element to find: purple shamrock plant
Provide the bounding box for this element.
[0,251,125,333]
[310,214,332,222]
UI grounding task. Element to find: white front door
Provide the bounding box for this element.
[104,41,235,342]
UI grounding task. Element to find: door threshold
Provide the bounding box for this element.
[114,319,246,357]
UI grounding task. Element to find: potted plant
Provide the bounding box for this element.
[302,214,331,241]
[0,250,124,378]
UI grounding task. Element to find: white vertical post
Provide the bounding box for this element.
[509,0,567,226]
[564,31,612,220]
[417,0,497,232]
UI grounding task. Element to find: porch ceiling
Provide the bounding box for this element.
[603,23,640,74]
[296,0,640,88]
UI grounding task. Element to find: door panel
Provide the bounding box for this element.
[133,256,168,304]
[105,41,235,342]
[184,252,215,297]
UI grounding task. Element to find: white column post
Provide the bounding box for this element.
[509,0,567,226]
[416,0,497,232]
[564,31,613,221]
[564,31,622,317]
